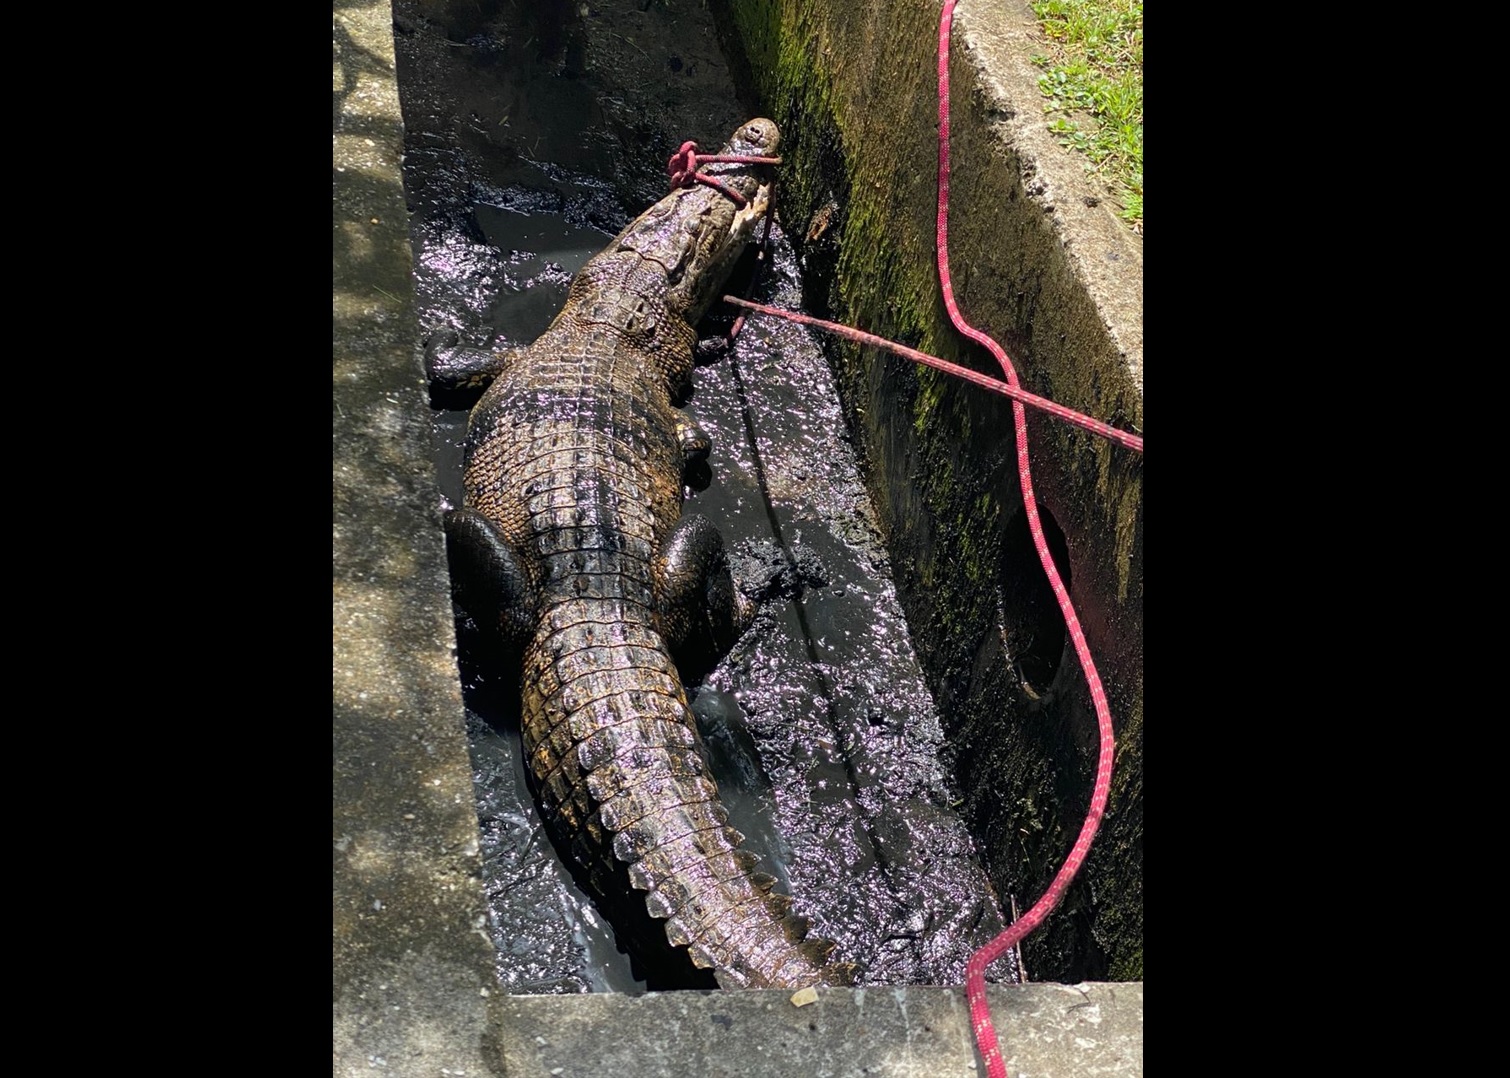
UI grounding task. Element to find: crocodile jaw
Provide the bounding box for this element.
[731,181,773,243]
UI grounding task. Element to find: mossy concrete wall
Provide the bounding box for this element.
[712,0,1143,980]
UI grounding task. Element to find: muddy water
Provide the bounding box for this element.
[394,0,1016,993]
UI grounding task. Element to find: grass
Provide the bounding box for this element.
[1029,0,1143,233]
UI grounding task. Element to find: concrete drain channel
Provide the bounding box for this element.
[335,1,1142,1074]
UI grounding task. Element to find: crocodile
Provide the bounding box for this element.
[437,118,854,989]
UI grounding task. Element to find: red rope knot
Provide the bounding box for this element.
[666,140,783,207]
[666,140,702,189]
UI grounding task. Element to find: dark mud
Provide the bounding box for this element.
[394,0,1015,993]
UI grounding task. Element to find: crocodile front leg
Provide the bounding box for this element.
[676,415,711,465]
[425,330,520,396]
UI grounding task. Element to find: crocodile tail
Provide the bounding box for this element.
[523,597,853,988]
[701,897,857,989]
[711,937,858,991]
[614,792,855,989]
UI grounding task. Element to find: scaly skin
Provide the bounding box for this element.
[445,119,853,989]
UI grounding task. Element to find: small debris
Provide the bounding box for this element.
[789,987,819,1007]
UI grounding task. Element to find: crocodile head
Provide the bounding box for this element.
[624,118,782,326]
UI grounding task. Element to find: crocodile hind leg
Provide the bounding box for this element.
[443,508,538,651]
[656,514,755,677]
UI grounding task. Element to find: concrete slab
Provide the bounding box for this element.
[497,983,1142,1077]
[334,2,498,1075]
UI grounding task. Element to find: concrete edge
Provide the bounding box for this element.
[498,982,1143,1077]
[334,2,499,1075]
[953,0,1143,393]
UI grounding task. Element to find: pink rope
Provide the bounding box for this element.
[720,296,1142,452]
[937,3,1119,1076]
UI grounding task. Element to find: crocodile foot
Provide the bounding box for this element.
[694,334,733,365]
[425,328,514,404]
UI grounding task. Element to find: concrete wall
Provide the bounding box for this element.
[711,0,1144,979]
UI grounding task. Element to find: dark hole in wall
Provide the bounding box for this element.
[997,501,1071,700]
